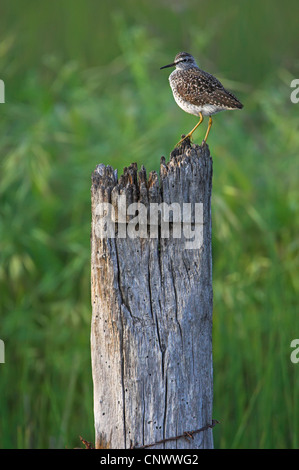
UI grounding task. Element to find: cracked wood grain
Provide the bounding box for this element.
[91,140,214,449]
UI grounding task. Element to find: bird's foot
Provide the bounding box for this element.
[175,134,192,148]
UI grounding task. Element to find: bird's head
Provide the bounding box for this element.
[160,52,197,71]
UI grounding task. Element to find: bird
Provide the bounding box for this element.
[160,52,243,146]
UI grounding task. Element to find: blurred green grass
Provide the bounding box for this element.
[0,0,299,449]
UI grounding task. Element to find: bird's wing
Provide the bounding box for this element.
[176,68,243,109]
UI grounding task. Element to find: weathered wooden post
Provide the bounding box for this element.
[90,140,214,449]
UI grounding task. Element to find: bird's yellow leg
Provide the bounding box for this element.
[176,112,204,147]
[203,116,213,143]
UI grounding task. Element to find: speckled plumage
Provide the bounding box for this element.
[170,66,243,116]
[160,52,243,144]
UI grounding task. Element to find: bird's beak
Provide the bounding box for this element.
[160,62,176,70]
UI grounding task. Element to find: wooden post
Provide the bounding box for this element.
[90,140,214,449]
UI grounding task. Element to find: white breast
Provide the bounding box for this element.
[169,72,225,117]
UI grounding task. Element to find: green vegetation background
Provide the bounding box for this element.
[1,0,299,449]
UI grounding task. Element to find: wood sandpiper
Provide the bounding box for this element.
[160,52,243,146]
